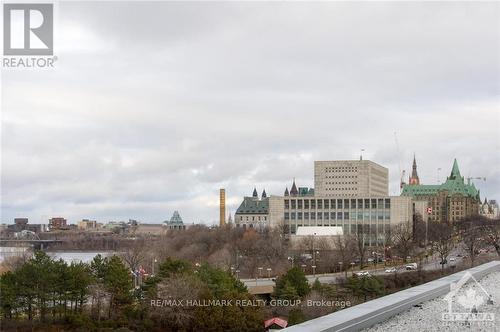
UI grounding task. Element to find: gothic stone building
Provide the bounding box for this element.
[401,158,480,223]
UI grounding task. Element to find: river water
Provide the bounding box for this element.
[0,247,116,264]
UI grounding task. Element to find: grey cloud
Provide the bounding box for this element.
[1,2,499,224]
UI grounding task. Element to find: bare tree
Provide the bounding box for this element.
[120,237,148,272]
[391,223,415,263]
[456,217,487,267]
[334,235,355,278]
[483,218,500,256]
[152,274,206,330]
[429,222,454,273]
[354,226,369,270]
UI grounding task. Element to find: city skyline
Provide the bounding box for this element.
[2,2,499,224]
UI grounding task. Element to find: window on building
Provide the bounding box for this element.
[285,200,290,209]
[344,199,350,209]
[324,199,329,209]
[344,212,349,220]
[324,212,329,220]
[351,199,356,209]
[365,199,370,209]
[331,199,336,209]
[291,200,296,209]
[371,199,377,209]
[338,199,343,209]
[304,199,309,209]
[385,199,391,209]
[304,212,309,219]
[284,213,289,220]
[337,212,343,220]
[318,200,323,209]
[298,200,302,209]
[317,212,322,220]
[291,212,296,220]
[311,200,316,209]
[298,212,303,220]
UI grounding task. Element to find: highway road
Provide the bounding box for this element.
[241,250,480,289]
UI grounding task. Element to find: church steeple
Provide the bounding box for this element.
[252,187,258,198]
[409,154,420,185]
[290,178,298,196]
[284,187,289,196]
[262,189,267,198]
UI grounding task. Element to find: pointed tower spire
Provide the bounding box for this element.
[262,189,267,198]
[409,154,420,185]
[284,187,289,196]
[252,187,258,198]
[449,158,462,180]
[290,178,298,196]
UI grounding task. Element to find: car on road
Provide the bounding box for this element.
[449,257,456,262]
[385,267,397,273]
[354,271,371,277]
[405,263,418,270]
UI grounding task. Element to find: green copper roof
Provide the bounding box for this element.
[235,197,269,214]
[401,159,479,199]
[165,211,184,225]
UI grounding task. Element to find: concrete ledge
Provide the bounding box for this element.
[283,261,500,332]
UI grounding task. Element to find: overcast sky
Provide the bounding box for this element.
[1,1,499,224]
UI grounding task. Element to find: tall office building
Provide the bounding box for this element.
[314,160,389,197]
[219,188,226,226]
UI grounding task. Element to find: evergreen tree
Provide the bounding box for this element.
[273,267,310,299]
[103,255,133,319]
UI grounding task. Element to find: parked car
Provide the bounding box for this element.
[385,267,397,273]
[449,257,456,262]
[405,263,418,270]
[354,271,371,277]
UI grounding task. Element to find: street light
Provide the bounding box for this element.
[152,257,158,276]
[312,232,317,268]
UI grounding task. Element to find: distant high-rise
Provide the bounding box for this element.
[49,217,67,230]
[314,160,389,197]
[220,188,226,226]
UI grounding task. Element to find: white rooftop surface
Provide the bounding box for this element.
[283,261,500,332]
[295,226,343,236]
[365,271,500,332]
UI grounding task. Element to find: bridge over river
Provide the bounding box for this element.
[0,239,64,250]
